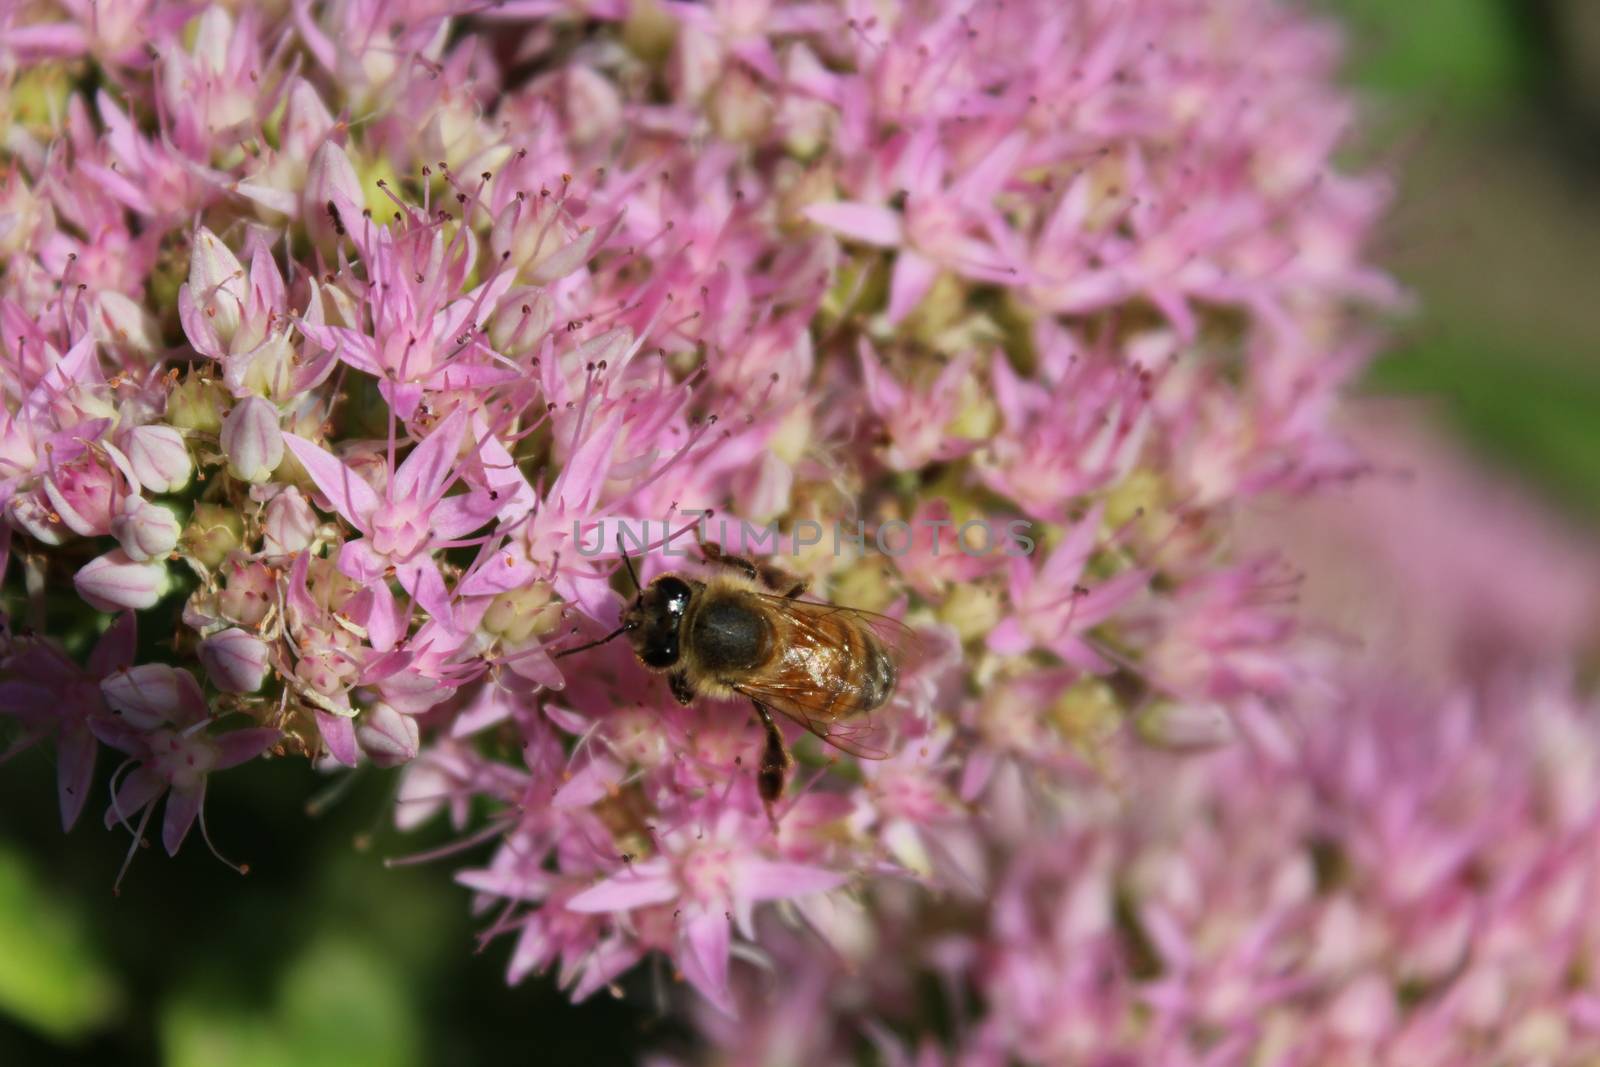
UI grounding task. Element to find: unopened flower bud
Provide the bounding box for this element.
[262,487,317,558]
[490,291,555,358]
[708,68,772,143]
[622,0,676,63]
[1048,679,1122,755]
[491,199,602,287]
[356,702,420,767]
[101,664,204,731]
[943,364,999,442]
[482,581,561,644]
[775,158,838,231]
[227,330,296,400]
[338,442,391,498]
[111,497,181,561]
[122,424,193,494]
[199,628,271,693]
[185,226,246,347]
[279,77,335,163]
[1136,701,1237,751]
[93,291,161,360]
[75,550,167,612]
[304,141,364,250]
[166,376,225,434]
[222,396,284,483]
[43,458,120,538]
[670,22,721,102]
[8,490,66,545]
[563,66,623,146]
[937,582,1004,643]
[185,503,244,568]
[218,556,275,626]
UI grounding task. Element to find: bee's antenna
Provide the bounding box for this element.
[616,532,642,595]
[553,623,631,660]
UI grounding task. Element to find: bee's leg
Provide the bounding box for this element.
[758,565,809,600]
[667,670,696,706]
[704,538,808,598]
[751,700,791,828]
[700,539,761,579]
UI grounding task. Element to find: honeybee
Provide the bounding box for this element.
[558,541,907,817]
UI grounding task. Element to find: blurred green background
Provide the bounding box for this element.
[3,1,1599,1064]
[1342,0,1600,515]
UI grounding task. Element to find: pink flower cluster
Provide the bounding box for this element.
[677,419,1600,1064]
[686,675,1600,1067]
[1,0,1407,1025]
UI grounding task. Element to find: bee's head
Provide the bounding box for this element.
[622,575,693,669]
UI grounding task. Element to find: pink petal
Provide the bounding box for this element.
[397,558,453,627]
[856,337,904,413]
[737,860,846,902]
[1072,569,1150,627]
[552,756,624,809]
[984,617,1031,656]
[87,612,138,677]
[429,493,500,542]
[552,411,624,514]
[80,160,153,216]
[566,861,678,912]
[679,909,734,1016]
[569,936,645,1003]
[0,681,54,721]
[1051,635,1112,674]
[364,579,403,652]
[338,539,388,584]
[282,433,379,529]
[956,131,1026,203]
[472,422,537,523]
[505,638,563,690]
[247,242,286,317]
[508,921,555,985]
[57,725,97,831]
[886,249,938,325]
[104,766,164,831]
[958,749,997,803]
[177,283,224,359]
[1039,504,1103,590]
[210,728,281,770]
[315,710,359,767]
[163,782,204,855]
[805,202,903,247]
[232,179,299,216]
[6,22,89,58]
[457,551,539,598]
[392,407,469,503]
[523,227,601,286]
[446,689,508,742]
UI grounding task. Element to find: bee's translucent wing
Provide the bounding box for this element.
[750,593,922,662]
[735,683,894,760]
[730,595,913,761]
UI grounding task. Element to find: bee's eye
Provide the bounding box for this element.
[653,576,693,618]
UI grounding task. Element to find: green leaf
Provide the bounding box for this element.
[1365,337,1600,516]
[162,1001,296,1067]
[1333,0,1525,111]
[162,935,420,1067]
[276,937,421,1067]
[0,846,121,1041]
